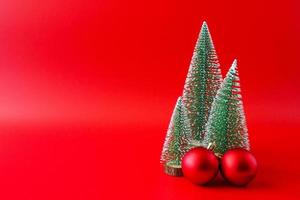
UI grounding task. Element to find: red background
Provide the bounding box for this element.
[0,0,299,199]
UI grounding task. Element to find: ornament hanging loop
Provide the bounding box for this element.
[207,142,216,151]
[207,142,223,158]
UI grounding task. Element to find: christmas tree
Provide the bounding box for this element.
[203,59,250,156]
[160,97,192,175]
[182,21,222,146]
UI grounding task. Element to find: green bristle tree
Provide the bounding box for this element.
[160,97,192,176]
[182,21,222,146]
[203,59,250,156]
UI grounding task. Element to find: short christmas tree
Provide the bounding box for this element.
[182,21,222,146]
[160,97,192,176]
[203,59,250,156]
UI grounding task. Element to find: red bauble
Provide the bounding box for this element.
[221,148,257,186]
[182,147,219,185]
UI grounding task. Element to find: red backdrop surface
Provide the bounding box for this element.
[0,0,299,199]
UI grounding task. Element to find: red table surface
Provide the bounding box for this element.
[0,0,299,199]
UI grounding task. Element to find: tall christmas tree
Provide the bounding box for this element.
[203,59,250,156]
[182,21,222,146]
[161,97,192,176]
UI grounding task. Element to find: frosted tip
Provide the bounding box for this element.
[201,21,208,29]
[200,21,211,37]
[232,59,237,66]
[229,59,238,72]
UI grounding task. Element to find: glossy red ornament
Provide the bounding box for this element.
[182,147,219,185]
[221,148,257,186]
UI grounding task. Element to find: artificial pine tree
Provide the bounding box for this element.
[160,97,192,176]
[182,21,222,146]
[203,59,250,156]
